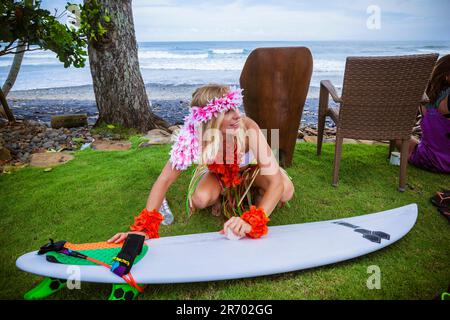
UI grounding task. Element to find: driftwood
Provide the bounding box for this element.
[240,47,313,167]
[51,114,88,129]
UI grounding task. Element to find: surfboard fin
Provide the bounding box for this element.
[24,277,66,300]
[109,283,141,300]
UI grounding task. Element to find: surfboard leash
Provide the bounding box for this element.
[38,238,146,293]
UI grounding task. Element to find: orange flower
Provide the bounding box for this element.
[130,208,164,239]
[207,144,243,188]
[240,205,270,239]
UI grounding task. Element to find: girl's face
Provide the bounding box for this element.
[220,108,242,135]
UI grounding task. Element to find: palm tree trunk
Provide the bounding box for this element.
[86,0,166,133]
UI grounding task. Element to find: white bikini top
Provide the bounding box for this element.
[240,150,256,168]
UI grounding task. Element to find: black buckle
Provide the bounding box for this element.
[38,239,67,255]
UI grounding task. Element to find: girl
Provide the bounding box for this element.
[108,84,295,243]
[396,54,450,173]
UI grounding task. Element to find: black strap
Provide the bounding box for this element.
[111,234,145,276]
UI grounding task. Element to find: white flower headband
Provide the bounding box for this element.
[169,86,244,171]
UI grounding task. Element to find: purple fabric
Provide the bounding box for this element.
[409,108,450,173]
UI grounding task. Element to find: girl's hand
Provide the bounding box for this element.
[220,216,252,238]
[107,231,148,244]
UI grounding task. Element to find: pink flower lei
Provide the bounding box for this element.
[169,86,244,171]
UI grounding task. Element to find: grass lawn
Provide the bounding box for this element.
[1,139,449,300]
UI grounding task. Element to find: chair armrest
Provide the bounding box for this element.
[420,92,430,105]
[320,80,343,104]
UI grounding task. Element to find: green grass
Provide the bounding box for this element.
[0,142,449,300]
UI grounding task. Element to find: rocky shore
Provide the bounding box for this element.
[4,84,423,173]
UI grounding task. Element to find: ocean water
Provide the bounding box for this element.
[1,41,449,98]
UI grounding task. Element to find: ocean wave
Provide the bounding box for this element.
[420,45,449,50]
[313,59,345,73]
[140,60,244,71]
[0,60,60,67]
[210,48,245,55]
[417,48,450,54]
[138,50,208,59]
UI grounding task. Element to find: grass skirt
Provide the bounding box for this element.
[186,163,261,219]
[186,164,293,219]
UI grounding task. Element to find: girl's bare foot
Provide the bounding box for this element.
[211,199,222,216]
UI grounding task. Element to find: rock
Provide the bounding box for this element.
[356,139,376,145]
[304,127,318,136]
[0,147,12,161]
[48,131,59,139]
[168,125,182,134]
[92,139,132,151]
[30,152,75,167]
[51,114,88,129]
[143,129,172,145]
[24,119,42,127]
[10,143,19,150]
[42,141,53,149]
[303,135,317,143]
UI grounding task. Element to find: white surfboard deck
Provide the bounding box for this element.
[16,204,417,284]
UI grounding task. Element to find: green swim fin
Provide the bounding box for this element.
[24,277,67,300]
[108,283,141,300]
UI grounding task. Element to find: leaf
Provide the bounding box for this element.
[107,124,115,129]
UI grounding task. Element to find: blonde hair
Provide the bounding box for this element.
[190,84,247,166]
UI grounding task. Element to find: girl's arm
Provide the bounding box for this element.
[220,118,283,239]
[107,160,181,243]
[245,117,284,217]
[145,160,181,212]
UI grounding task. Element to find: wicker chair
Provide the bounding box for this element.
[317,53,438,192]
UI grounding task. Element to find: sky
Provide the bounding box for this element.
[43,0,450,42]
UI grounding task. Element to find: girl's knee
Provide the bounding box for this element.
[191,189,219,209]
[191,191,210,209]
[281,179,294,202]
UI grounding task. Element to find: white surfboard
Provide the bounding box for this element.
[16,204,417,284]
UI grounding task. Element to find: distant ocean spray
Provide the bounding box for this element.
[1,41,449,98]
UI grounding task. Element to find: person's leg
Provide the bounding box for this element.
[394,136,419,159]
[252,168,293,208]
[190,172,222,210]
[279,168,294,203]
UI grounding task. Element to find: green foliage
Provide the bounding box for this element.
[68,0,112,42]
[0,0,87,67]
[0,0,111,68]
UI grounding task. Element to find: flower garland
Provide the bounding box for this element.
[130,208,164,239]
[240,205,270,239]
[169,87,243,171]
[207,142,242,189]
